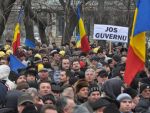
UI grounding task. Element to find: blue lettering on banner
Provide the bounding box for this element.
[95,33,127,42]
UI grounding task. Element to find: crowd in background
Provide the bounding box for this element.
[0,39,149,113]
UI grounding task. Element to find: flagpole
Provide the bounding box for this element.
[145,33,148,65]
[109,41,112,54]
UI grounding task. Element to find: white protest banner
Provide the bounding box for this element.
[93,24,129,43]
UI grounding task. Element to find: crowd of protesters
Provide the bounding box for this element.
[0,39,149,113]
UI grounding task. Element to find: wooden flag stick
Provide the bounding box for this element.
[109,41,112,54]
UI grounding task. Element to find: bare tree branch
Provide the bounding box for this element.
[0,0,16,39]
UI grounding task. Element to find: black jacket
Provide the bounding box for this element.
[135,96,150,113]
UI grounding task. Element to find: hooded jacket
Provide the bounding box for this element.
[102,78,123,99]
[0,65,16,90]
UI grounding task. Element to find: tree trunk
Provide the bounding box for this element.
[127,0,134,37]
[24,0,35,42]
[62,1,78,45]
[62,0,70,45]
[24,0,49,45]
[0,0,16,39]
[38,22,48,45]
[59,0,90,45]
[95,0,106,48]
[95,0,105,24]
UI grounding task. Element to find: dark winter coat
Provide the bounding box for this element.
[135,96,150,113]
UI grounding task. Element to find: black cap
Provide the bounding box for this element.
[140,83,150,93]
[92,98,110,110]
[18,93,33,106]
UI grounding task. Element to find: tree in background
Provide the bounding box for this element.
[0,0,16,39]
[0,0,137,46]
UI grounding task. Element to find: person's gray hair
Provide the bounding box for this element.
[85,68,95,75]
[26,87,38,97]
[61,87,74,99]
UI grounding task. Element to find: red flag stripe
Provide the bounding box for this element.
[81,35,91,52]
[12,33,20,54]
[12,23,20,55]
[124,46,145,85]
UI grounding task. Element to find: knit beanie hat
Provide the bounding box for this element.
[117,93,132,102]
[88,83,101,96]
[75,79,89,93]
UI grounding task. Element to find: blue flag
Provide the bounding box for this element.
[25,38,35,48]
[9,54,26,74]
[134,0,150,36]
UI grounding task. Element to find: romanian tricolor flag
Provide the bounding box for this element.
[12,23,21,54]
[77,5,90,52]
[124,0,150,85]
[12,8,23,55]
